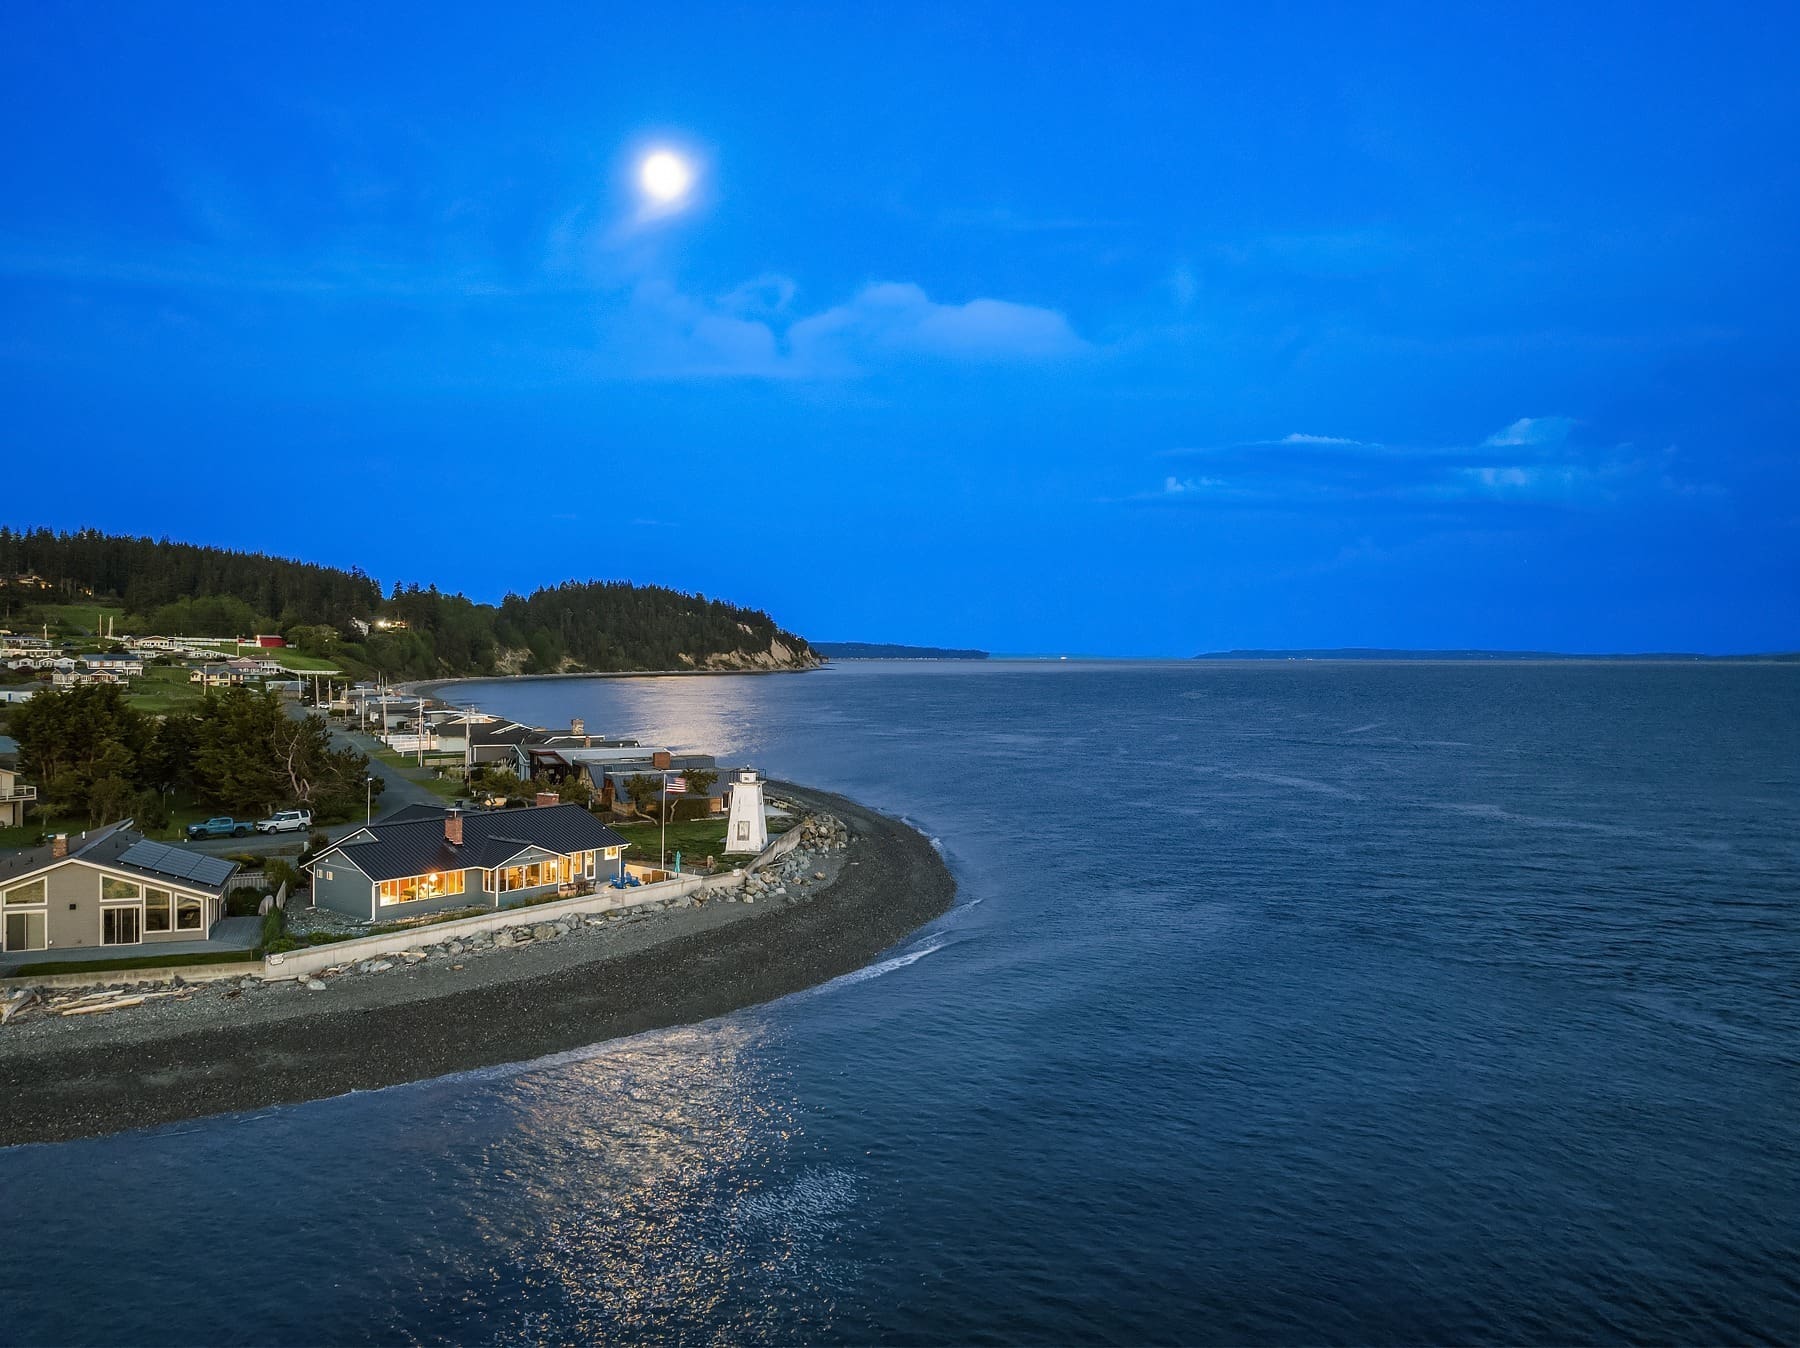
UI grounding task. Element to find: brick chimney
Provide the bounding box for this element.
[571,716,585,737]
[52,833,68,859]
[535,791,559,808]
[445,810,463,847]
[653,750,671,770]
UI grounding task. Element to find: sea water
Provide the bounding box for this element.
[3,661,1796,1344]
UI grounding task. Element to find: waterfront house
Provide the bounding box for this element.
[0,762,34,829]
[464,720,544,766]
[305,804,629,921]
[0,824,237,955]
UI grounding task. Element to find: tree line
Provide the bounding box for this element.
[0,527,814,678]
[8,684,378,828]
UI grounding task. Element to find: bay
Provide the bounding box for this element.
[3,661,1796,1344]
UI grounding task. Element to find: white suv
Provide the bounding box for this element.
[255,809,314,834]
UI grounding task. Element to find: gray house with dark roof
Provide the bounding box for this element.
[0,824,238,955]
[305,804,629,921]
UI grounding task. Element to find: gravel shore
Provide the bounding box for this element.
[0,785,954,1146]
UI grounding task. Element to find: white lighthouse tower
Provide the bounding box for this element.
[724,768,768,854]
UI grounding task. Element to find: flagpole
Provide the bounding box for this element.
[660,769,668,872]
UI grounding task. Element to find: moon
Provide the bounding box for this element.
[639,150,693,204]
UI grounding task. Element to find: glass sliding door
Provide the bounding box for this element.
[4,911,45,951]
[102,907,142,945]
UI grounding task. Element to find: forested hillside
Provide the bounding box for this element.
[0,527,816,678]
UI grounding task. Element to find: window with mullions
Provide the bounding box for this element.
[377,871,466,906]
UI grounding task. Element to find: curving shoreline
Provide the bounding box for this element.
[0,785,954,1147]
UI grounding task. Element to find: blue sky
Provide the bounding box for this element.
[3,2,1796,654]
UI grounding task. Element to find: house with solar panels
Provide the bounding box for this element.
[304,803,630,921]
[0,823,238,956]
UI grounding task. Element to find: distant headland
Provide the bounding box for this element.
[1193,647,1800,662]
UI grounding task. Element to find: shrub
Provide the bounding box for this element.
[265,858,303,895]
[256,905,286,954]
[225,888,266,918]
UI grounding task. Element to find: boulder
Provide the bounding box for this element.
[305,979,327,992]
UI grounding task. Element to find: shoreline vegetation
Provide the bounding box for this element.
[0,784,955,1146]
[0,528,819,684]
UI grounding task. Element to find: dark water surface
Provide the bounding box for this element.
[4,662,1797,1345]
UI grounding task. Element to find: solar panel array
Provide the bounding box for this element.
[117,839,236,888]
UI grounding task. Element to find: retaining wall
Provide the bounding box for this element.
[262,869,747,980]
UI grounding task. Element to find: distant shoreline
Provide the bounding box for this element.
[407,664,820,698]
[1193,648,1800,663]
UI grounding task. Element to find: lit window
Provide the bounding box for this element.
[378,871,467,906]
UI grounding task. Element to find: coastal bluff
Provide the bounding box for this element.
[0,784,954,1145]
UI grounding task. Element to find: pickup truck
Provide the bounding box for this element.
[255,809,314,834]
[186,816,252,839]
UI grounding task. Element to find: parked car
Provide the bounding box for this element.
[255,809,314,834]
[186,816,252,839]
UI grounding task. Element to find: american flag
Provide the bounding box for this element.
[665,776,688,794]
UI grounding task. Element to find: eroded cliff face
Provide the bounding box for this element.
[679,637,821,672]
[486,637,818,676]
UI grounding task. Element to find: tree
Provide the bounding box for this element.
[135,788,172,834]
[10,684,150,821]
[622,774,662,816]
[683,768,718,798]
[474,767,525,804]
[557,774,594,806]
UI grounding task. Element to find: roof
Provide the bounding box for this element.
[315,803,627,883]
[0,823,239,895]
[466,726,543,751]
[380,802,459,824]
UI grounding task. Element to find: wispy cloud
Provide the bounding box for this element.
[1278,432,1368,446]
[622,279,1088,378]
[1145,418,1712,510]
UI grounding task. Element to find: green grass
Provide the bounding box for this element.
[9,950,259,977]
[266,651,343,672]
[124,665,207,715]
[611,817,736,867]
[29,603,127,638]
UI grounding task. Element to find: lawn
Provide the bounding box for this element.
[27,603,127,638]
[10,950,259,977]
[124,665,206,715]
[269,651,344,673]
[611,816,739,868]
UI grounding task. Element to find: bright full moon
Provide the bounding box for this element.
[639,150,693,203]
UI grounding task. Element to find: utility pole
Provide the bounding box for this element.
[417,696,426,766]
